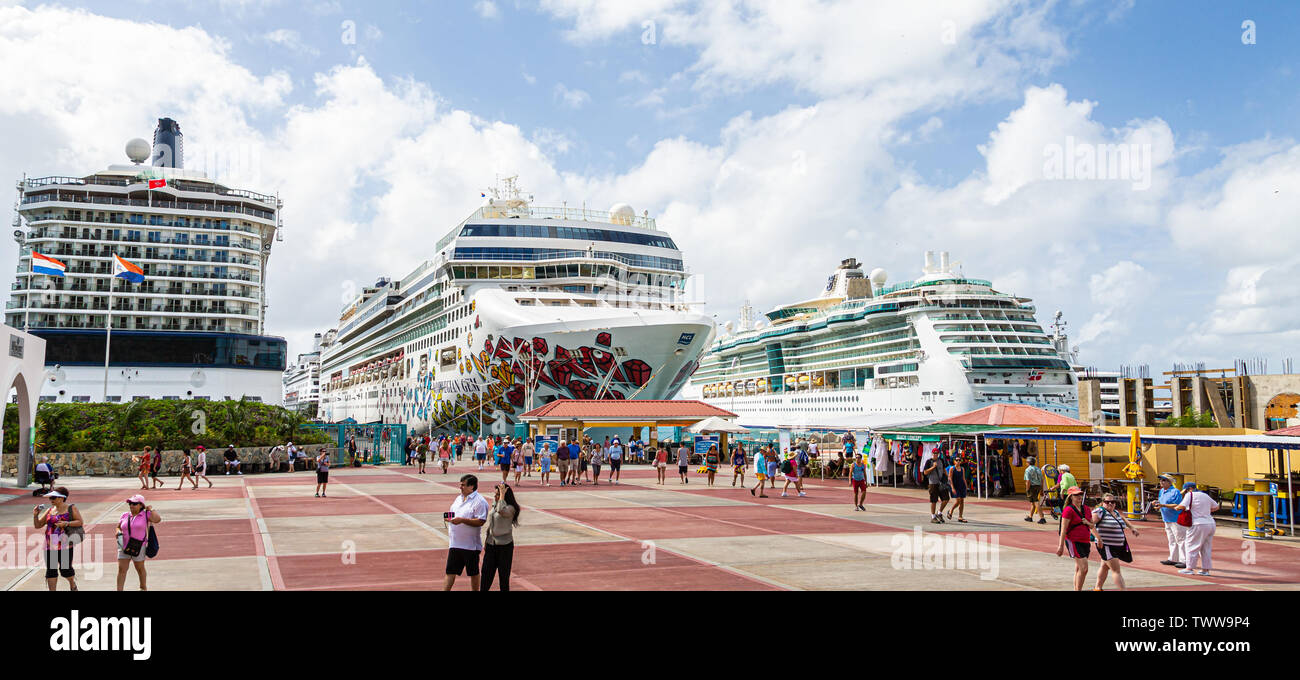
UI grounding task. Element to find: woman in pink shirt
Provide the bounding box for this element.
[116,494,162,591]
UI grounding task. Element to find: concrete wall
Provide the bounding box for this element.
[1245,374,1300,430]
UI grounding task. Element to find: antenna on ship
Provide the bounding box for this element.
[739,300,755,331]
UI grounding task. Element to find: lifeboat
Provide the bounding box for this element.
[757,378,768,393]
[812,374,824,388]
[785,375,796,389]
[797,374,810,390]
[745,379,756,394]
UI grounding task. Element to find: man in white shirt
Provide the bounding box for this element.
[473,437,488,471]
[444,474,490,590]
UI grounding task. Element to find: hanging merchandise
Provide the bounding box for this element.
[1011,440,1022,467]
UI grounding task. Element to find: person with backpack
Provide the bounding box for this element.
[765,444,780,490]
[177,449,197,490]
[1150,474,1187,569]
[780,450,805,497]
[922,454,950,523]
[1092,493,1139,590]
[1055,486,1096,591]
[115,494,162,591]
[1175,481,1215,576]
[1023,457,1046,523]
[194,445,213,488]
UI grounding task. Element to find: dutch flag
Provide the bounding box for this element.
[31,251,66,277]
[112,254,146,283]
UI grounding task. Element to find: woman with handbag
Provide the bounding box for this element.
[1092,494,1139,591]
[1175,482,1215,576]
[116,494,162,591]
[33,487,83,591]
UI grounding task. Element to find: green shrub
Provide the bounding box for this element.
[5,399,334,453]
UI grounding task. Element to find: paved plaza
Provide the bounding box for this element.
[3,464,1298,591]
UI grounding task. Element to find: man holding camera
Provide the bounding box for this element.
[443,474,490,591]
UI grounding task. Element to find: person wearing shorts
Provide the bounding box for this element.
[522,438,534,477]
[444,474,489,590]
[497,441,512,484]
[765,446,779,489]
[945,456,969,523]
[475,437,489,470]
[589,444,604,485]
[780,451,804,497]
[676,444,689,484]
[750,448,769,498]
[608,438,623,485]
[315,449,330,497]
[115,494,161,591]
[539,446,553,486]
[511,440,525,485]
[1056,486,1095,591]
[850,454,867,511]
[923,455,949,523]
[654,446,668,485]
[1023,457,1045,523]
[194,446,213,488]
[730,445,746,486]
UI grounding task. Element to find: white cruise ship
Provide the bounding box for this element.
[6,118,287,403]
[318,177,714,435]
[685,252,1078,428]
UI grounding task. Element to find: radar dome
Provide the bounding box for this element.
[125,138,150,164]
[609,203,635,225]
[869,268,888,286]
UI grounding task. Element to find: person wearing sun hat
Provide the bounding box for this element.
[33,487,83,591]
[1056,485,1097,591]
[115,494,162,591]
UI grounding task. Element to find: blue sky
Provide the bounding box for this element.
[4,0,1300,374]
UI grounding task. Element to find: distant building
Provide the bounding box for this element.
[1081,365,1300,430]
[283,333,322,413]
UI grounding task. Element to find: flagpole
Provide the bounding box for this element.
[103,280,113,401]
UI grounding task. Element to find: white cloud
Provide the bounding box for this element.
[553,83,591,109]
[521,70,536,85]
[262,28,321,57]
[474,1,500,20]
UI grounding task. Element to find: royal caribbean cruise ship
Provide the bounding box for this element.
[686,252,1078,428]
[318,177,713,435]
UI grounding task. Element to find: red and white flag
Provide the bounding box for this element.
[1027,370,1043,382]
[148,179,167,189]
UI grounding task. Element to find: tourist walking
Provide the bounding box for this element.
[177,449,197,490]
[676,442,690,484]
[556,439,570,486]
[315,448,330,497]
[579,440,591,484]
[115,494,162,591]
[444,474,490,591]
[654,444,668,485]
[481,483,521,591]
[286,441,299,472]
[1055,487,1095,591]
[750,447,769,498]
[765,445,779,489]
[522,438,535,478]
[705,445,719,486]
[415,438,428,474]
[850,454,868,511]
[438,438,451,474]
[1175,482,1215,576]
[1150,474,1187,569]
[780,450,805,497]
[475,436,489,470]
[34,487,82,591]
[150,446,164,488]
[945,455,969,523]
[1092,493,1139,591]
[511,440,525,485]
[1023,457,1046,523]
[136,447,152,490]
[194,445,213,488]
[608,437,624,485]
[590,442,604,485]
[568,439,582,486]
[923,454,949,523]
[731,444,746,486]
[496,439,512,484]
[539,443,553,486]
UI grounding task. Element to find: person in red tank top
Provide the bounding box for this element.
[1055,486,1097,591]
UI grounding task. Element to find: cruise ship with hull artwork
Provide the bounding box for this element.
[318,178,713,435]
[684,253,1079,429]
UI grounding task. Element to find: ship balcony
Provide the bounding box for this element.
[20,193,276,222]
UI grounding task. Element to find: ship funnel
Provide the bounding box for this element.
[923,250,935,274]
[151,117,183,169]
[940,251,950,273]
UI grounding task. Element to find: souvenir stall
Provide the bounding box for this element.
[871,424,1028,498]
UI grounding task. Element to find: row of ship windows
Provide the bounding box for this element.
[32,395,263,403]
[459,224,677,249]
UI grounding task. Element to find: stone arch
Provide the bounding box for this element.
[1264,392,1300,431]
[2,327,46,487]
